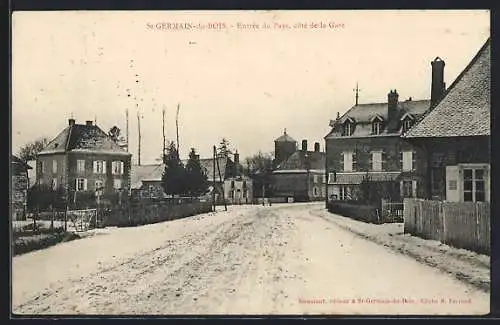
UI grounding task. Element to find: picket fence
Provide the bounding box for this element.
[403,198,490,254]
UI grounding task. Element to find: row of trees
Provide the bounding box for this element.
[161,142,209,197]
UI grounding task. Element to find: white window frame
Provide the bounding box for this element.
[371,151,383,171]
[93,160,107,174]
[343,152,354,172]
[402,151,413,172]
[76,178,87,191]
[113,178,122,190]
[344,122,352,136]
[77,159,85,173]
[402,118,413,133]
[313,175,319,183]
[112,161,124,175]
[52,160,57,174]
[52,178,58,190]
[328,172,337,184]
[372,121,382,135]
[460,164,489,203]
[339,186,351,200]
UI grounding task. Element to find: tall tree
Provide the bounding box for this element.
[217,137,233,157]
[245,151,275,197]
[18,137,49,162]
[184,148,209,197]
[161,141,186,197]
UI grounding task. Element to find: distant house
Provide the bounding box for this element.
[271,130,326,202]
[11,155,32,220]
[130,152,253,204]
[324,71,440,201]
[404,38,490,202]
[37,119,132,202]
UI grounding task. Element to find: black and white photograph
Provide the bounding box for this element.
[10,10,491,316]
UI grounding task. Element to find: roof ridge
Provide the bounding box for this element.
[405,37,490,139]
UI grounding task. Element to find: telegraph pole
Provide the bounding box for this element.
[176,103,180,153]
[162,106,166,162]
[212,146,216,211]
[126,108,129,152]
[216,154,227,211]
[137,111,141,166]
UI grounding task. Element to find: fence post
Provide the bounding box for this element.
[475,203,480,252]
[441,202,446,243]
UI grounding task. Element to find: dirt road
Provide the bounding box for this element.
[12,203,489,315]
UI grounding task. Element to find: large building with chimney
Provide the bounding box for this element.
[271,130,326,202]
[324,55,448,202]
[37,118,132,203]
[404,38,490,203]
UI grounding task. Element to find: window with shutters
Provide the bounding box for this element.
[339,186,352,200]
[77,160,85,173]
[113,178,122,190]
[371,151,382,171]
[112,161,124,175]
[76,178,86,191]
[402,151,413,171]
[94,160,106,174]
[463,168,486,202]
[52,160,57,174]
[343,152,353,172]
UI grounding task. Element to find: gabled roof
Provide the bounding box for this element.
[130,156,232,189]
[39,123,131,156]
[274,150,325,172]
[405,38,490,139]
[327,99,430,139]
[11,155,32,170]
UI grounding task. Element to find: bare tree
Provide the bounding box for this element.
[18,137,49,162]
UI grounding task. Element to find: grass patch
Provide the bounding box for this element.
[13,232,81,256]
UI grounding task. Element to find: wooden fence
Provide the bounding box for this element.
[404,198,490,254]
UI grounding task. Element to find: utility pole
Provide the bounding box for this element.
[212,145,216,211]
[137,111,141,166]
[216,154,227,211]
[162,106,166,163]
[176,103,180,153]
[126,108,129,152]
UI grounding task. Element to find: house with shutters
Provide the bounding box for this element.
[36,118,132,199]
[323,53,451,202]
[403,38,490,203]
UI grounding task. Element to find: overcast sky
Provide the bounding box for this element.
[12,10,490,164]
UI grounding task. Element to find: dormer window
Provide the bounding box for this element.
[342,117,355,136]
[369,115,384,135]
[400,113,415,133]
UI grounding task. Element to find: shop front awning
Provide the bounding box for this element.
[330,172,401,185]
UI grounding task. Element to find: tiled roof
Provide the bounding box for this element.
[130,156,230,189]
[11,155,32,169]
[405,38,490,138]
[274,131,297,143]
[326,99,430,139]
[275,150,325,171]
[39,123,130,155]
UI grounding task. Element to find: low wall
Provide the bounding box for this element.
[103,200,213,227]
[327,200,381,224]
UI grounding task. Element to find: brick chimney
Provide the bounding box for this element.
[431,57,446,108]
[387,89,399,121]
[301,139,308,152]
[86,120,93,126]
[68,118,75,126]
[314,142,320,152]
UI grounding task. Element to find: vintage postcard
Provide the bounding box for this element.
[11,10,491,316]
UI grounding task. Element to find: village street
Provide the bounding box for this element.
[12,203,489,316]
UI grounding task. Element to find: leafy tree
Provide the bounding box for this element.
[184,148,209,197]
[18,137,49,162]
[161,141,186,197]
[217,137,233,157]
[108,126,124,143]
[245,151,275,198]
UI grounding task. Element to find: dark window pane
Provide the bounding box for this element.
[475,169,484,179]
[464,181,473,191]
[464,169,473,179]
[464,192,473,202]
[476,191,485,202]
[476,181,485,192]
